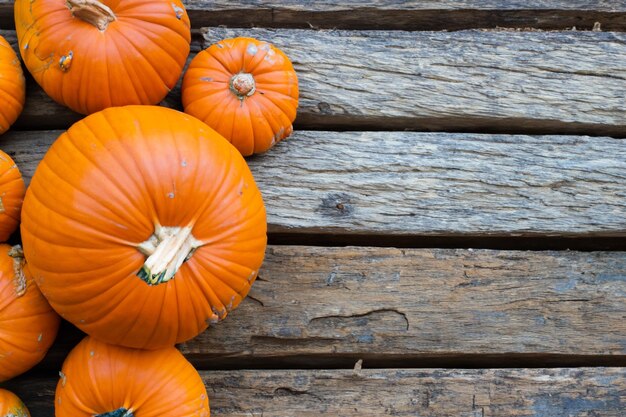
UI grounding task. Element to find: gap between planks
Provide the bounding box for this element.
[1,1,626,31]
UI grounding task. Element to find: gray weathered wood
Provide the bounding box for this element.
[17,246,626,371]
[4,28,625,135]
[203,28,626,136]
[2,1,626,31]
[178,246,626,366]
[1,130,624,237]
[4,368,626,416]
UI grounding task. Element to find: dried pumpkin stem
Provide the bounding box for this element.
[66,0,117,31]
[230,73,256,98]
[8,245,26,297]
[95,408,134,417]
[137,225,202,285]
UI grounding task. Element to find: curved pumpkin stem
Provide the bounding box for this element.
[66,0,117,31]
[137,225,203,285]
[8,245,26,297]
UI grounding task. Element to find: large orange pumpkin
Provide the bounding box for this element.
[182,37,299,156]
[0,151,25,242]
[0,389,30,417]
[0,36,25,134]
[14,0,191,115]
[56,336,209,417]
[0,244,60,382]
[21,106,266,349]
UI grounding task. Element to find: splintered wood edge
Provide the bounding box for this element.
[4,368,626,416]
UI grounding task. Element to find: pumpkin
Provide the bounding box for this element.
[0,244,60,382]
[0,36,25,135]
[0,389,30,417]
[56,336,209,417]
[21,106,266,349]
[14,0,191,115]
[182,37,299,156]
[0,151,25,242]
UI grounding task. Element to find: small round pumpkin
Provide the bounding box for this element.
[56,336,209,417]
[0,389,30,417]
[0,150,25,242]
[0,245,60,382]
[0,36,25,134]
[182,37,299,156]
[14,0,191,115]
[21,106,266,349]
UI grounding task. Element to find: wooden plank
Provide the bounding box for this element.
[180,247,626,366]
[4,368,626,416]
[2,1,626,31]
[16,246,626,369]
[4,28,625,136]
[2,130,624,238]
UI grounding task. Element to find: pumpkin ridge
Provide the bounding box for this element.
[63,122,156,229]
[114,25,179,91]
[25,173,138,245]
[104,33,152,104]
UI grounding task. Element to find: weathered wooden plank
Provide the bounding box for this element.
[2,130,624,237]
[179,247,626,366]
[12,246,626,371]
[2,1,626,31]
[22,246,626,369]
[4,28,625,135]
[4,368,626,416]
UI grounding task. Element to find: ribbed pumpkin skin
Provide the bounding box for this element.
[14,0,191,115]
[0,151,25,242]
[0,389,30,417]
[0,244,60,382]
[56,336,209,417]
[182,37,299,156]
[21,106,267,349]
[0,36,25,134]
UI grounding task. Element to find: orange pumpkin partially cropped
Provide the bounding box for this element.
[0,245,60,382]
[0,389,30,417]
[0,150,25,242]
[21,106,266,349]
[56,336,209,417]
[182,37,299,156]
[14,0,191,115]
[0,36,25,134]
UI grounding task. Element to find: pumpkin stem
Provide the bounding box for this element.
[66,0,117,31]
[8,245,26,297]
[137,225,202,285]
[230,73,256,99]
[95,408,134,417]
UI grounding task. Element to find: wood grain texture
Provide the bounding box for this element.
[178,246,626,366]
[1,130,624,238]
[203,28,626,136]
[8,247,626,370]
[2,1,626,30]
[4,28,625,136]
[4,368,626,416]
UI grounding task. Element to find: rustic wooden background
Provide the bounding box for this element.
[1,1,625,416]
